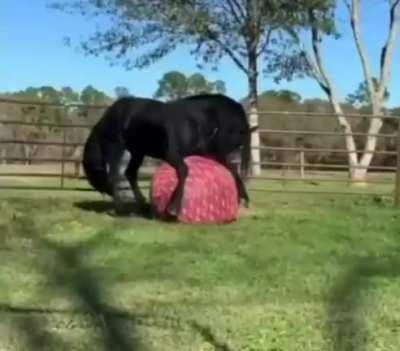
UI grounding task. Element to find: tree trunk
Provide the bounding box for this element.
[330,102,359,179]
[22,144,38,165]
[357,98,384,180]
[345,0,400,181]
[248,50,261,176]
[299,10,362,181]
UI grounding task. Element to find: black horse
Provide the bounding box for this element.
[82,93,256,217]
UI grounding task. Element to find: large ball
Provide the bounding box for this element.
[150,156,239,224]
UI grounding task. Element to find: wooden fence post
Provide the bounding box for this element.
[395,117,400,207]
[299,151,305,179]
[60,115,67,189]
[74,161,80,177]
[60,128,66,188]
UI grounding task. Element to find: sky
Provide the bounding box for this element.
[1,0,399,107]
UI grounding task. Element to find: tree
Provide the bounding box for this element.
[186,73,226,95]
[346,77,390,107]
[269,0,400,180]
[114,86,131,98]
[259,89,302,103]
[210,79,226,95]
[80,85,112,105]
[153,71,226,101]
[60,86,80,104]
[154,71,189,101]
[12,86,61,103]
[50,0,332,175]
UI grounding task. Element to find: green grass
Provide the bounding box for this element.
[1,181,400,350]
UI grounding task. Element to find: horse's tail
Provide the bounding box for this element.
[82,125,113,196]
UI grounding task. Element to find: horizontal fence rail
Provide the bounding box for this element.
[259,129,397,138]
[1,98,400,203]
[257,110,400,119]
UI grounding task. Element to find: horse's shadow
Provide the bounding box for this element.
[74,200,154,219]
[74,200,114,214]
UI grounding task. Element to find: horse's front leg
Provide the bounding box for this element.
[165,154,188,218]
[107,144,129,215]
[163,127,188,217]
[124,153,151,215]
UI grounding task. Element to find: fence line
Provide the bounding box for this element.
[0,119,92,129]
[0,141,397,155]
[257,161,397,171]
[1,99,400,203]
[253,145,397,155]
[259,129,396,138]
[257,110,400,119]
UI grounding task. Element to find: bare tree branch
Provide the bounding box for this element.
[392,0,400,8]
[349,0,375,101]
[291,10,360,173]
[229,0,246,20]
[343,0,351,12]
[256,27,275,56]
[204,29,249,74]
[225,0,244,25]
[285,27,329,94]
[378,0,400,98]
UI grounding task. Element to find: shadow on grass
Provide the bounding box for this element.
[74,200,154,219]
[74,200,115,213]
[2,220,143,350]
[1,214,236,351]
[326,255,400,351]
[46,239,142,351]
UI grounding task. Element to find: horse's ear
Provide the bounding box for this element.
[249,125,258,133]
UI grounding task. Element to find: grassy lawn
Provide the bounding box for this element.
[1,180,400,350]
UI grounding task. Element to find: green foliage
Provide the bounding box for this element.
[264,1,338,83]
[11,86,62,103]
[187,73,226,95]
[154,70,226,101]
[346,77,390,106]
[6,85,116,106]
[114,86,131,98]
[60,86,80,104]
[49,0,335,105]
[259,89,302,103]
[80,85,112,105]
[154,71,189,100]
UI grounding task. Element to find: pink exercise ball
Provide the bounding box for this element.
[150,156,239,224]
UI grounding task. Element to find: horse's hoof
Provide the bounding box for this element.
[240,198,249,208]
[166,203,179,218]
[138,203,154,219]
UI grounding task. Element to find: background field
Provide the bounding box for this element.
[1,181,400,351]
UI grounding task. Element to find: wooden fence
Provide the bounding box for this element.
[1,97,400,205]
